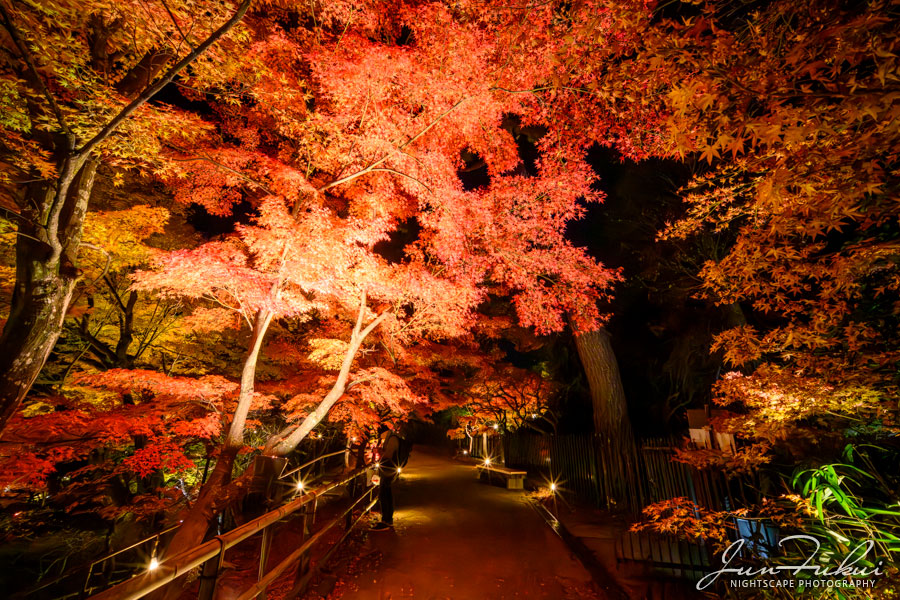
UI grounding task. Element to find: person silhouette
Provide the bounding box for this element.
[372,424,399,531]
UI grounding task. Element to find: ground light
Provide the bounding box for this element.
[396,467,402,474]
[548,482,560,516]
[296,480,304,492]
[148,557,159,572]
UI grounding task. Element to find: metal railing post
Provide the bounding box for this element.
[197,539,226,600]
[257,526,272,600]
[345,472,357,529]
[80,562,95,598]
[292,506,313,596]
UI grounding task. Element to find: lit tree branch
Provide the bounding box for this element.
[0,2,72,137]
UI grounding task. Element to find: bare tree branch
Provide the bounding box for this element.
[160,0,194,50]
[368,168,432,193]
[78,242,112,284]
[76,0,252,158]
[315,96,468,194]
[167,145,277,195]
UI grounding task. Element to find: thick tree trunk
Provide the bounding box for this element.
[0,157,97,432]
[574,327,633,441]
[146,447,241,600]
[0,0,251,436]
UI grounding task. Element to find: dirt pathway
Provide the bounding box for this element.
[336,447,601,599]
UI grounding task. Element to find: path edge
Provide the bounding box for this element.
[526,498,631,600]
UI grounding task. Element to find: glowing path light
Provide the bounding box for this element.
[148,557,160,572]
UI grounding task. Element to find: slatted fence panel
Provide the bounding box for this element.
[505,431,736,583]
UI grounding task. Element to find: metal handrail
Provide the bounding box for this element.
[278,449,349,481]
[13,524,181,599]
[19,448,359,599]
[85,524,179,568]
[85,468,370,600]
[235,485,377,600]
[80,523,178,597]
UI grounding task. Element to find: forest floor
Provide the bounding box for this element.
[327,446,602,600]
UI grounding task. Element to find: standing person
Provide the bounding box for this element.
[372,424,399,531]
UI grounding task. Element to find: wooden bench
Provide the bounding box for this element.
[475,464,527,489]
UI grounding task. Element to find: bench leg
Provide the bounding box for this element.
[507,476,524,490]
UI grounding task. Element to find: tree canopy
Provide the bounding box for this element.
[1,0,898,596]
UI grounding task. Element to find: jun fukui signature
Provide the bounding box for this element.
[696,535,886,591]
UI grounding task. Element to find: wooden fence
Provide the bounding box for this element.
[502,432,732,518]
[499,431,739,581]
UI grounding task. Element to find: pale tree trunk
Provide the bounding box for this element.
[227,310,275,448]
[153,297,384,600]
[0,0,251,436]
[156,308,273,581]
[574,328,634,441]
[264,302,387,457]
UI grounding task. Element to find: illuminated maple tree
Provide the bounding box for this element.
[9,1,895,591]
[607,1,900,578]
[0,0,253,432]
[65,0,651,570]
[0,369,236,530]
[538,0,899,463]
[450,363,559,440]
